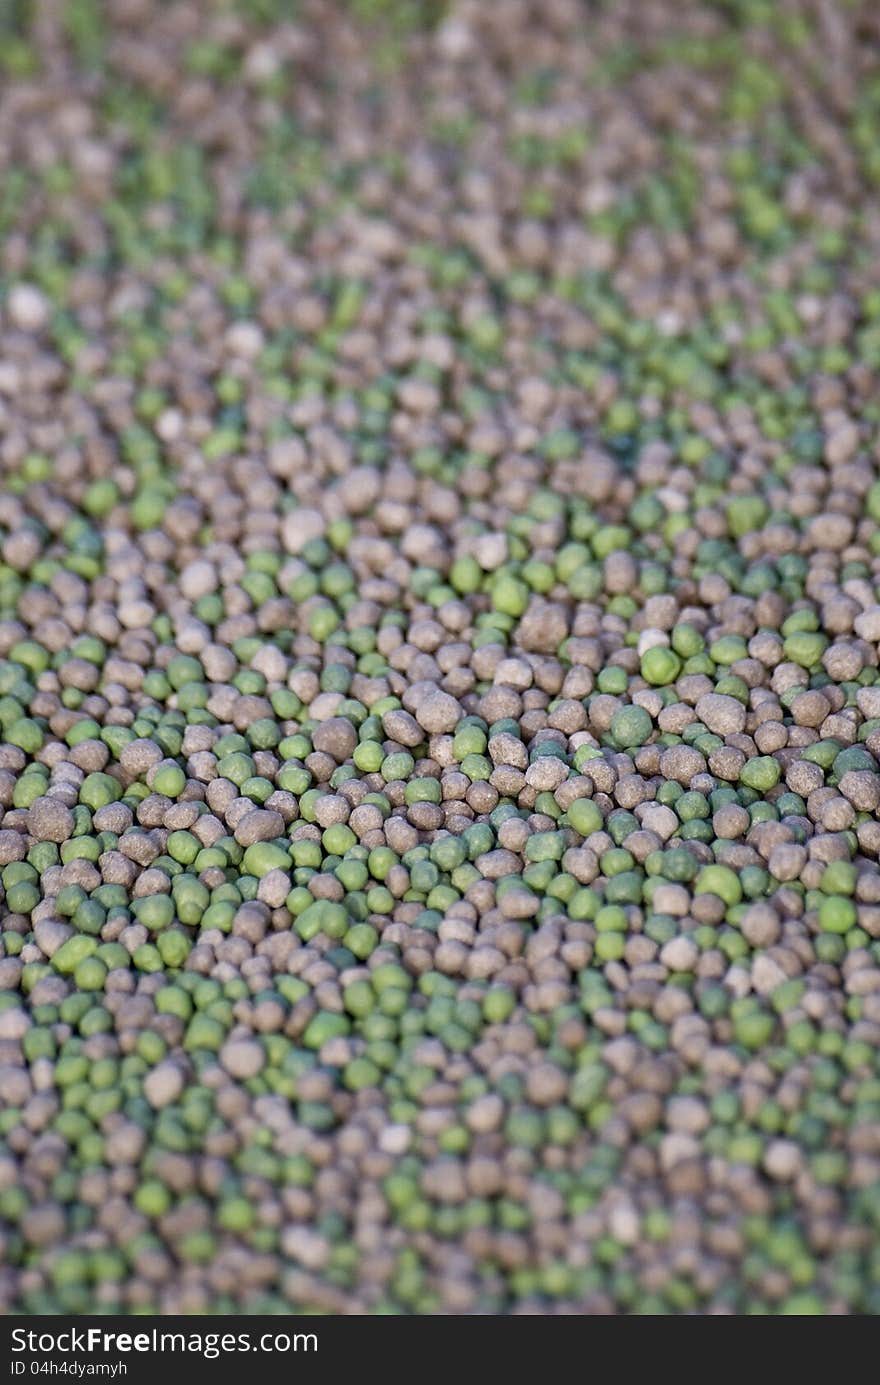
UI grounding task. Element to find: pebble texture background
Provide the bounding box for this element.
[3,0,880,1315]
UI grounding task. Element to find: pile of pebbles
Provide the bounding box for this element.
[2,0,880,1314]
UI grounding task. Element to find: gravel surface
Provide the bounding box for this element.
[2,0,880,1316]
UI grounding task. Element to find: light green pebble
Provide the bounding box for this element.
[241,842,291,876]
[695,864,742,907]
[152,763,186,797]
[491,573,529,617]
[296,900,349,940]
[565,797,606,836]
[818,896,857,934]
[80,773,122,810]
[303,1010,351,1049]
[739,756,780,792]
[640,646,681,686]
[52,935,99,975]
[783,632,828,668]
[133,895,175,931]
[73,956,107,991]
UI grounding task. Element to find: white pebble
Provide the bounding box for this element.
[7,283,49,332]
[144,1062,185,1109]
[281,507,325,554]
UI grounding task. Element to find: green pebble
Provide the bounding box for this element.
[52,935,99,975]
[640,647,681,686]
[73,957,107,991]
[695,865,742,907]
[296,900,349,941]
[133,895,175,932]
[783,631,828,668]
[610,704,653,749]
[241,842,291,876]
[152,763,186,797]
[739,756,780,792]
[818,896,857,934]
[80,773,122,810]
[303,1011,351,1049]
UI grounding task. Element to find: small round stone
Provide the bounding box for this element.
[311,717,358,762]
[694,693,747,737]
[144,1062,185,1109]
[220,1038,265,1079]
[234,809,285,846]
[414,689,464,735]
[27,798,75,843]
[7,283,49,332]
